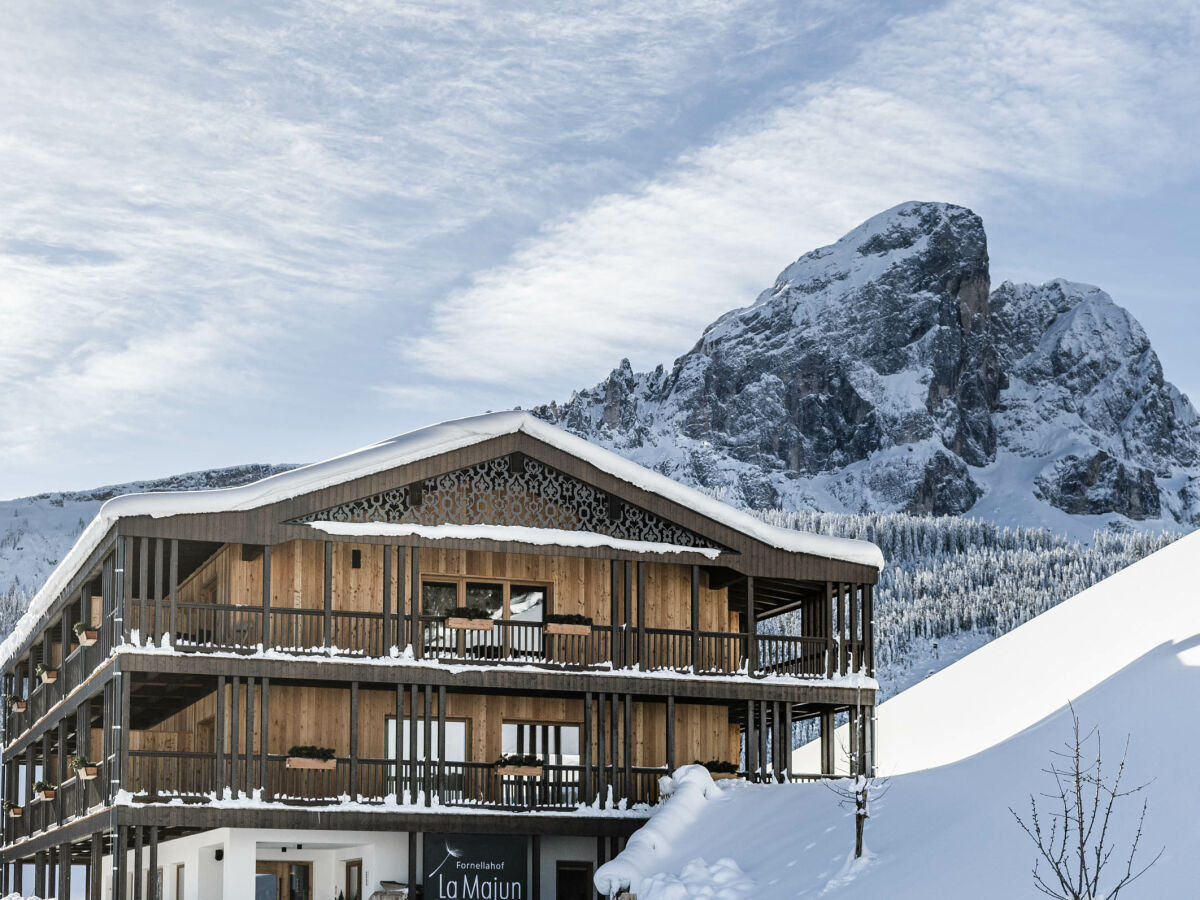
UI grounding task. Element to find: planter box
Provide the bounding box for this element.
[286,756,337,771]
[446,617,494,632]
[10,701,26,714]
[708,772,738,781]
[39,671,58,685]
[77,630,99,647]
[36,790,56,802]
[544,622,592,636]
[74,766,99,781]
[495,765,543,777]
[7,808,22,819]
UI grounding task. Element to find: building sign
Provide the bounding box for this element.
[424,833,529,899]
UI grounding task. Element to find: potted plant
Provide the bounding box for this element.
[71,754,99,781]
[543,613,593,636]
[696,759,739,780]
[6,693,26,714]
[73,621,99,646]
[34,780,56,801]
[4,800,22,819]
[286,745,337,771]
[493,753,544,777]
[444,607,494,632]
[35,662,57,685]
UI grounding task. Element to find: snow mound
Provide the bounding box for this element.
[610,531,1200,897]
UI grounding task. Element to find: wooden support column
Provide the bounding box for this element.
[820,710,835,775]
[397,547,407,651]
[34,850,46,899]
[531,835,541,900]
[864,583,875,676]
[850,583,860,672]
[783,702,793,781]
[112,824,127,900]
[623,693,632,802]
[153,538,164,644]
[133,824,143,900]
[57,718,68,824]
[138,537,149,643]
[215,676,226,792]
[596,690,607,808]
[323,541,333,648]
[636,562,646,670]
[824,581,835,678]
[147,826,158,900]
[622,562,634,669]
[118,673,130,799]
[746,576,758,675]
[91,833,103,900]
[437,685,446,804]
[260,545,271,650]
[121,536,133,644]
[260,678,270,796]
[746,700,758,781]
[689,565,700,672]
[382,546,392,654]
[245,676,255,791]
[582,691,593,803]
[408,684,418,801]
[410,548,421,658]
[229,676,241,797]
[349,682,359,798]
[608,694,618,801]
[759,700,769,782]
[407,831,418,896]
[394,685,403,799]
[168,539,179,647]
[609,561,620,668]
[423,685,432,808]
[665,695,675,771]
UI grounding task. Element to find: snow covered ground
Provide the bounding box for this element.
[600,530,1200,897]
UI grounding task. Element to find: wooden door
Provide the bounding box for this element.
[255,862,313,900]
[345,859,363,900]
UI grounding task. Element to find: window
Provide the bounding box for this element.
[502,722,580,765]
[175,864,185,900]
[420,577,549,621]
[509,585,545,622]
[351,549,362,569]
[464,582,503,618]
[386,717,469,762]
[422,582,458,617]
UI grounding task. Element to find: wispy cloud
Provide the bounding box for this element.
[405,0,1200,389]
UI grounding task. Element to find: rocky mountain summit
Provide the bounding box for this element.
[535,202,1200,534]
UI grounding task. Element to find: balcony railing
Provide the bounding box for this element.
[2,764,106,846]
[126,750,664,811]
[122,602,850,678]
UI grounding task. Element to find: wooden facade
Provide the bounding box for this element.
[0,424,879,899]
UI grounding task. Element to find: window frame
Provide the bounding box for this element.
[420,574,553,620]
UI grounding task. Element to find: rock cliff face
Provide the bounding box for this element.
[535,202,1200,534]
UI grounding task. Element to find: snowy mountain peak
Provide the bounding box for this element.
[537,204,1200,535]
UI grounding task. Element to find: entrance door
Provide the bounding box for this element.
[555,861,593,900]
[255,862,313,900]
[345,859,363,900]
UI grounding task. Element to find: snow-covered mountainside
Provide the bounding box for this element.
[0,464,294,631]
[535,201,1200,538]
[602,530,1200,898]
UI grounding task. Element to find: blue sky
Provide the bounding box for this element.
[2,0,1198,497]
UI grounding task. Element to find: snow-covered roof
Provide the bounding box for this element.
[1,411,883,665]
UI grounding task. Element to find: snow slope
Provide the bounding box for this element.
[601,531,1200,898]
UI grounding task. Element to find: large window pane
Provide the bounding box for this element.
[502,722,580,765]
[509,586,545,622]
[422,581,458,616]
[465,582,504,619]
[386,718,468,762]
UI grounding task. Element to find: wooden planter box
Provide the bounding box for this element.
[74,766,99,781]
[286,756,337,771]
[35,790,56,802]
[495,765,543,777]
[544,622,592,636]
[446,617,494,632]
[7,808,22,819]
[39,671,58,685]
[10,701,26,714]
[708,772,738,781]
[76,630,99,647]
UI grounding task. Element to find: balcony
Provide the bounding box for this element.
[122,602,848,678]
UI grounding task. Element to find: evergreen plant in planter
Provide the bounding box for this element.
[696,759,739,780]
[444,607,494,631]
[4,800,22,818]
[34,780,56,801]
[35,662,57,684]
[494,753,544,777]
[543,613,593,636]
[73,621,99,646]
[6,693,26,714]
[286,745,338,771]
[71,754,99,780]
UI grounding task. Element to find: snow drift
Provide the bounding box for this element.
[604,530,1200,897]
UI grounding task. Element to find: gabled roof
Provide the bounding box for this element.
[1,412,884,664]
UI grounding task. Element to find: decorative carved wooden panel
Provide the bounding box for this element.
[291,455,724,550]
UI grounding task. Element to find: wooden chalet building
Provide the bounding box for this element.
[0,412,882,900]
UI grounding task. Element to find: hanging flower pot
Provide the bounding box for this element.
[74,622,99,646]
[286,746,337,771]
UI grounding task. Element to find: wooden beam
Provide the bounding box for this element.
[407,831,417,896]
[147,826,158,900]
[824,581,834,678]
[138,537,149,645]
[596,689,607,808]
[133,824,143,900]
[407,684,418,801]
[582,691,593,803]
[382,546,392,655]
[215,676,225,792]
[259,678,270,797]
[531,834,541,900]
[746,576,758,674]
[423,685,432,808]
[623,562,633,669]
[260,545,271,650]
[609,560,620,669]
[229,676,240,797]
[746,700,757,781]
[90,833,102,900]
[168,539,179,648]
[665,695,675,771]
[410,548,421,659]
[111,824,126,900]
[636,562,646,671]
[690,566,700,672]
[323,541,333,648]
[623,693,632,802]
[437,685,446,805]
[153,538,164,645]
[349,682,359,799]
